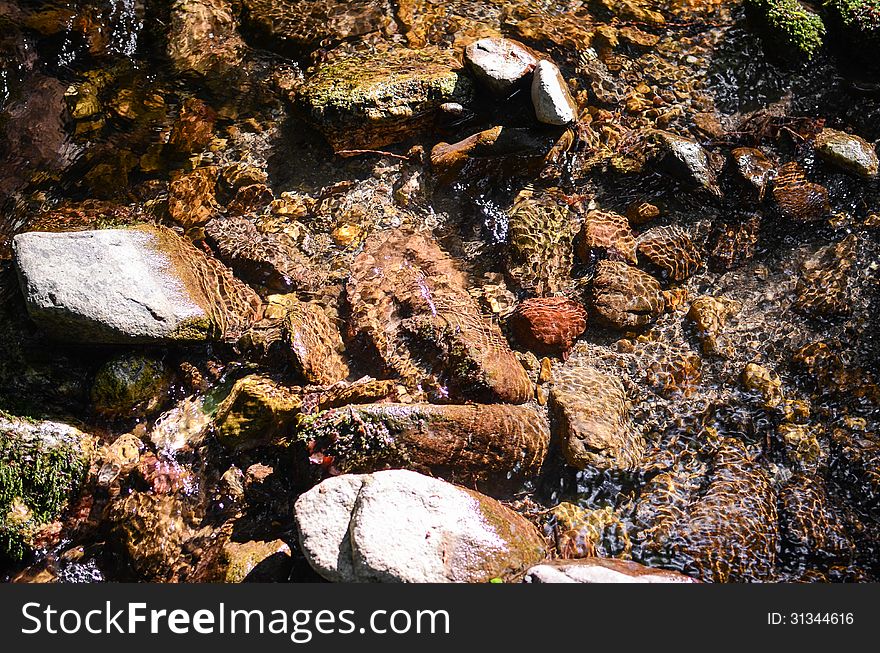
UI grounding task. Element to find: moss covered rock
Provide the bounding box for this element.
[91,354,172,418]
[823,0,880,70]
[213,375,302,450]
[0,416,94,560]
[297,47,474,150]
[746,0,827,60]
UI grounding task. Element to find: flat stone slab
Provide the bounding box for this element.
[14,228,213,343]
[525,558,699,583]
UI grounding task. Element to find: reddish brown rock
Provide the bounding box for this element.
[731,147,775,201]
[299,403,550,492]
[772,162,829,223]
[636,225,702,282]
[577,209,638,264]
[508,297,587,359]
[168,0,245,84]
[626,201,660,225]
[168,167,220,229]
[591,260,665,329]
[226,184,275,216]
[709,214,761,271]
[347,229,532,404]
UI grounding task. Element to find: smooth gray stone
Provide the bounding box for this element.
[13,228,211,343]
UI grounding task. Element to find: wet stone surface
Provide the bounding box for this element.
[1,0,880,585]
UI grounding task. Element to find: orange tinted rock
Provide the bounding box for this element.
[347,229,532,404]
[591,260,664,329]
[626,201,660,225]
[772,161,829,222]
[300,403,550,492]
[636,225,702,282]
[508,296,587,358]
[168,167,220,229]
[577,209,637,263]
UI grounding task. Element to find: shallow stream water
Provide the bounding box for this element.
[1,0,879,583]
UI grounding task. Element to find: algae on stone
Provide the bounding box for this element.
[747,0,827,59]
[0,416,93,560]
[297,47,474,150]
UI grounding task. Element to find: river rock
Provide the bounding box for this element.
[744,0,826,60]
[687,295,741,357]
[507,189,575,296]
[0,416,95,560]
[299,402,550,491]
[814,127,879,178]
[653,130,720,196]
[282,299,350,385]
[205,216,325,293]
[91,354,172,418]
[635,438,778,582]
[731,147,776,201]
[779,473,855,564]
[636,225,702,282]
[577,209,637,264]
[213,375,303,450]
[347,229,531,404]
[547,503,631,559]
[708,214,762,271]
[241,0,396,50]
[168,0,245,82]
[524,558,698,583]
[296,47,474,150]
[742,362,784,409]
[201,539,293,583]
[549,365,644,471]
[168,167,220,229]
[508,296,587,359]
[464,37,537,95]
[294,470,546,583]
[108,490,205,581]
[591,260,665,329]
[793,235,858,319]
[13,226,261,344]
[531,60,577,125]
[772,161,829,222]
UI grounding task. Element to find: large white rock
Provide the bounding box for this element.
[292,474,363,583]
[14,228,209,343]
[530,60,577,125]
[465,37,537,95]
[525,558,699,583]
[13,226,259,343]
[294,470,546,583]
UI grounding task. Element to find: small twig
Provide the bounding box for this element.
[336,149,411,161]
[780,125,806,142]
